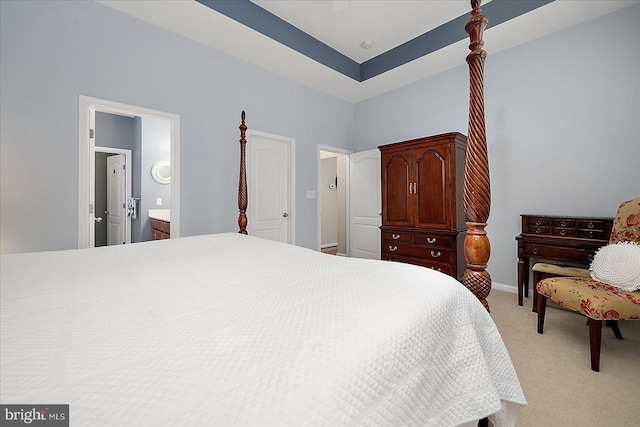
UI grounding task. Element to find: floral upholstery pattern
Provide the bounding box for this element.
[537,197,640,321]
[537,277,640,320]
[536,198,640,371]
[609,197,640,243]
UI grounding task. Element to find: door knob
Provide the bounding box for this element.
[283,213,288,218]
[94,216,103,223]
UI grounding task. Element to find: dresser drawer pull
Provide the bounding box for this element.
[427,237,436,244]
[430,267,442,272]
[588,231,594,238]
[533,247,538,255]
[560,220,567,227]
[535,220,542,226]
[392,234,401,240]
[588,222,595,229]
[431,251,441,258]
[560,229,566,236]
[588,253,594,262]
[389,245,398,252]
[535,228,542,233]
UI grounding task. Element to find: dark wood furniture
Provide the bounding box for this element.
[151,218,171,240]
[379,133,467,279]
[516,214,613,306]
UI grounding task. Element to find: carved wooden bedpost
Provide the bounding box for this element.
[238,111,248,234]
[463,0,491,312]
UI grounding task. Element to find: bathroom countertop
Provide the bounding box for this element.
[148,209,170,222]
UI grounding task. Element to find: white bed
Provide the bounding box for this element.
[1,233,525,426]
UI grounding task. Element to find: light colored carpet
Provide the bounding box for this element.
[487,290,640,427]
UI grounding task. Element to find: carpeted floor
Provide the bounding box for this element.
[487,289,640,427]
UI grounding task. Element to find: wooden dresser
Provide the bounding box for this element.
[379,133,467,280]
[151,218,170,240]
[516,214,613,305]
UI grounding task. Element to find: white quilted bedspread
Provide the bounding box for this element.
[1,233,525,426]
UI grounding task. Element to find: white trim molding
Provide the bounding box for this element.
[78,95,181,248]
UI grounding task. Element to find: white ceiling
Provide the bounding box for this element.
[251,0,478,63]
[98,0,638,103]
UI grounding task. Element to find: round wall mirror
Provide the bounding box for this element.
[151,161,171,185]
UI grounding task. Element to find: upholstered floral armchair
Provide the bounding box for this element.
[535,197,640,371]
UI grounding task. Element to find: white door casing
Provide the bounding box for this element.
[247,130,295,244]
[78,95,181,249]
[106,154,127,245]
[349,149,381,259]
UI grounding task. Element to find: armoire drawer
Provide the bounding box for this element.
[412,231,454,249]
[381,230,412,243]
[382,242,452,263]
[383,254,454,276]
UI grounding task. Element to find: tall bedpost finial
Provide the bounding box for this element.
[238,111,248,234]
[463,0,491,312]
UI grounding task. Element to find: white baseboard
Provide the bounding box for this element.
[321,243,338,249]
[491,282,517,294]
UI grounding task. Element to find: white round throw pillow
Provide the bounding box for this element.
[590,242,640,291]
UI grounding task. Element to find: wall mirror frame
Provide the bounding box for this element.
[151,160,171,184]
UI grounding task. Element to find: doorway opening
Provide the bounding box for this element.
[319,148,349,256]
[317,146,381,259]
[78,96,180,249]
[95,147,132,246]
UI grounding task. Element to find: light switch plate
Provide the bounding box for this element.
[156,198,162,206]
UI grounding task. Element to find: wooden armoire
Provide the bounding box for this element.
[379,132,467,280]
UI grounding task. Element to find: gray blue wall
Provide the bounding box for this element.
[0,0,354,254]
[1,0,638,293]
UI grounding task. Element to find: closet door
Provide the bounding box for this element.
[413,144,451,229]
[381,150,412,227]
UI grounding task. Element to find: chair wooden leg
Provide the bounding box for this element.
[588,318,603,372]
[532,271,540,312]
[537,293,547,334]
[605,320,624,340]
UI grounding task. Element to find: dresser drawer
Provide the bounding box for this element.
[412,231,454,248]
[524,243,596,264]
[551,227,576,237]
[576,219,608,239]
[525,217,550,232]
[382,242,452,263]
[576,228,607,239]
[551,218,576,229]
[381,230,412,243]
[383,255,454,276]
[577,219,607,231]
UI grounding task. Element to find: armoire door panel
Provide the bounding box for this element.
[414,147,449,229]
[382,153,411,226]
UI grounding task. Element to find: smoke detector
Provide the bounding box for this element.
[361,41,373,49]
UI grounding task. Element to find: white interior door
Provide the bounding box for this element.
[349,149,381,259]
[247,131,294,243]
[106,154,126,245]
